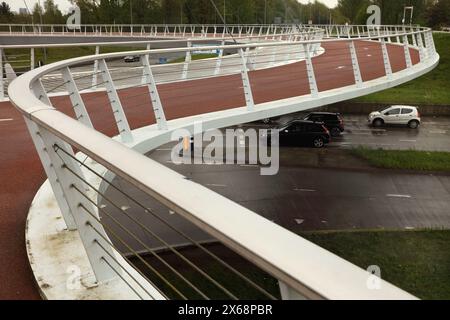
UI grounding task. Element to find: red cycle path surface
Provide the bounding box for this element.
[0,40,419,299]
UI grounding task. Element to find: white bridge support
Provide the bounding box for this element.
[403,35,413,69]
[214,40,225,75]
[61,67,94,128]
[182,41,192,80]
[349,40,363,88]
[239,48,255,111]
[92,46,100,90]
[381,38,393,79]
[142,55,168,130]
[98,59,133,143]
[38,125,119,283]
[303,43,318,97]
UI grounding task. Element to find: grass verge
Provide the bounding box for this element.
[354,33,450,105]
[132,230,450,300]
[301,230,450,300]
[351,147,450,172]
[170,53,218,64]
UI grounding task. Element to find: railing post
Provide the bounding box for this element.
[279,282,306,300]
[412,28,417,47]
[141,43,151,84]
[30,47,35,70]
[23,116,78,232]
[182,41,192,80]
[0,48,4,100]
[38,125,119,283]
[142,55,168,131]
[92,46,100,89]
[427,31,436,56]
[214,40,225,75]
[303,43,319,97]
[416,33,426,63]
[402,35,413,69]
[61,67,94,128]
[98,59,133,143]
[381,38,393,79]
[24,79,78,230]
[239,48,255,111]
[349,40,363,88]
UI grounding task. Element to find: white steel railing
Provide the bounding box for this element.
[8,25,439,300]
[0,26,322,101]
[0,23,305,38]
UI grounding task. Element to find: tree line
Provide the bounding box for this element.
[0,0,448,28]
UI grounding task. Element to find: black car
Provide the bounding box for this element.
[273,120,331,148]
[124,55,140,63]
[303,112,344,137]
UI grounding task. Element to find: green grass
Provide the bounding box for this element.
[132,230,450,299]
[355,33,450,105]
[351,147,450,172]
[170,53,218,64]
[301,230,450,300]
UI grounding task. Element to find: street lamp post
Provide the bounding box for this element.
[130,0,133,25]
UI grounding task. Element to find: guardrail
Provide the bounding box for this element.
[0,23,304,38]
[8,24,438,300]
[0,26,322,100]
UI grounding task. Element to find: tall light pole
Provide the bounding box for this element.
[223,0,226,24]
[264,0,267,24]
[130,0,133,25]
[180,0,183,24]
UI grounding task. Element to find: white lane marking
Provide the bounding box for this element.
[350,132,370,136]
[336,65,346,69]
[367,54,372,57]
[400,139,417,143]
[0,118,13,122]
[429,130,447,134]
[294,188,317,192]
[156,148,173,151]
[405,226,415,230]
[206,183,227,188]
[169,210,175,215]
[321,220,328,224]
[121,206,130,211]
[295,219,305,225]
[386,194,412,198]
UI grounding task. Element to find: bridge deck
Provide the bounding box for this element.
[0,40,419,299]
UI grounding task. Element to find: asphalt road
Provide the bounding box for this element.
[97,142,450,255]
[247,114,450,152]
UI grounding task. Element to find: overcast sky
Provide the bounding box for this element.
[7,0,339,14]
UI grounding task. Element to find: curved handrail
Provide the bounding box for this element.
[9,25,438,300]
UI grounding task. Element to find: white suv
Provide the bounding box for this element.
[368,106,421,129]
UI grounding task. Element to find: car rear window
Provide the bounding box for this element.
[401,109,414,114]
[325,115,338,120]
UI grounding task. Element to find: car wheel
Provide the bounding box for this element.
[408,120,420,129]
[330,127,341,137]
[313,137,325,148]
[373,118,383,127]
